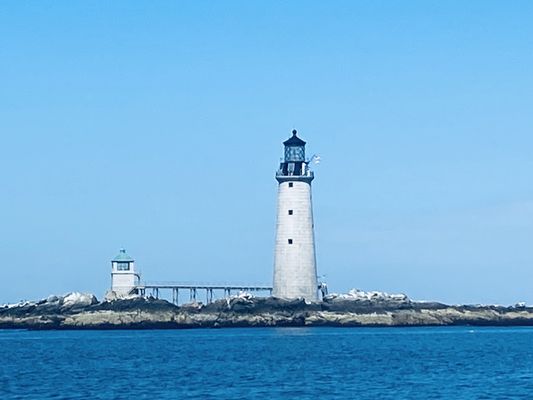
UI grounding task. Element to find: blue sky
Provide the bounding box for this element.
[1,1,533,304]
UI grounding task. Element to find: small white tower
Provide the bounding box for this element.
[109,248,140,298]
[273,130,318,301]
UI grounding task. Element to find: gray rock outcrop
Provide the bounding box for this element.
[1,291,533,329]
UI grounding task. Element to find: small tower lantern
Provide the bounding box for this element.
[280,129,309,177]
[109,248,140,298]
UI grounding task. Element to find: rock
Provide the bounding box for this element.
[325,288,410,304]
[62,292,98,309]
[104,291,118,301]
[3,290,533,329]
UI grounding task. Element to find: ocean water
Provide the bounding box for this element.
[2,327,533,399]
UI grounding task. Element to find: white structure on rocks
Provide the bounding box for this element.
[273,130,318,301]
[325,289,410,304]
[108,248,140,298]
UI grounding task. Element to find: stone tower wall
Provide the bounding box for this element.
[273,180,318,300]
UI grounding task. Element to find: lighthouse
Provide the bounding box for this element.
[273,130,318,301]
[108,248,140,298]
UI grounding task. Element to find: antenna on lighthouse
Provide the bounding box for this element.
[309,154,321,165]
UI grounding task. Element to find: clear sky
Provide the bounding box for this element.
[1,1,533,305]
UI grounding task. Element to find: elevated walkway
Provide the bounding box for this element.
[135,282,273,305]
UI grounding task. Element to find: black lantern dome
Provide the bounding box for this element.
[283,130,306,162]
[276,129,314,183]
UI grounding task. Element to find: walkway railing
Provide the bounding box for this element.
[135,282,273,305]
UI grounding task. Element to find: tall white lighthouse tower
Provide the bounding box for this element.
[273,130,318,301]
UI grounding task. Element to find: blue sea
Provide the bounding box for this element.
[2,327,533,399]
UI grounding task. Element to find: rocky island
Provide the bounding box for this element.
[1,290,533,329]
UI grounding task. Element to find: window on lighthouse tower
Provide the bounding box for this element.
[285,145,305,162]
[117,262,130,271]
